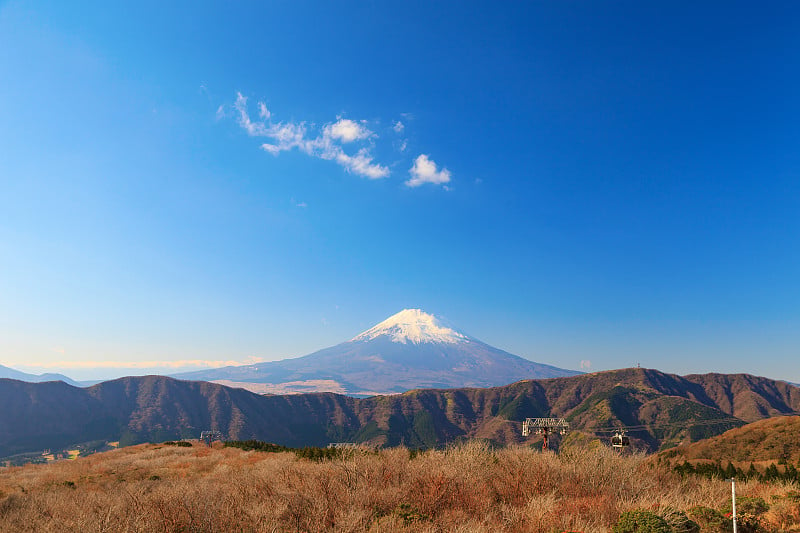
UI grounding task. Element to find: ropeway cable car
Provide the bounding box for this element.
[611,430,630,448]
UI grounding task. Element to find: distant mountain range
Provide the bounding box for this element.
[174,309,580,394]
[0,364,81,387]
[2,368,799,459]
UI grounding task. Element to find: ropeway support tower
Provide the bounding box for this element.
[200,430,223,446]
[522,418,569,451]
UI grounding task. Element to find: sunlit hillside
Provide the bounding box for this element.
[658,416,800,484]
[1,441,799,532]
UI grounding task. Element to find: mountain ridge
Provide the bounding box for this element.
[0,364,82,387]
[2,367,799,458]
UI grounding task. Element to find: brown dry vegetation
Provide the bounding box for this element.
[659,416,800,466]
[0,442,798,532]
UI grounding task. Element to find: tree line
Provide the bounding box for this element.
[674,459,800,483]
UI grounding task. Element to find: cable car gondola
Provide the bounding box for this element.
[611,430,630,449]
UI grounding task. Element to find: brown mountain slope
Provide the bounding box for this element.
[351,368,775,450]
[658,415,800,464]
[0,376,361,457]
[2,368,799,458]
[683,373,800,422]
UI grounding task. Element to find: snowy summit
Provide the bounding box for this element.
[352,309,471,345]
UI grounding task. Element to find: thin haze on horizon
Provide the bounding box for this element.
[1,1,798,382]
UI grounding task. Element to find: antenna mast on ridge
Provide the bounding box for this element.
[522,418,569,451]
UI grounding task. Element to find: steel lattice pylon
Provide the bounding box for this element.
[200,430,223,446]
[522,418,569,451]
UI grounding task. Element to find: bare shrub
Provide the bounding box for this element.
[0,442,798,532]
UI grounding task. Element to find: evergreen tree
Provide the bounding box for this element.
[785,464,798,483]
[747,463,758,480]
[765,463,779,481]
[724,461,737,479]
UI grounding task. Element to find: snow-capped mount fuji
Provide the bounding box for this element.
[174,309,580,395]
[352,309,472,344]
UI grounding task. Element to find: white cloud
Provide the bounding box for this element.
[228,93,450,185]
[580,360,592,370]
[260,121,308,154]
[233,93,387,179]
[234,92,269,136]
[324,118,371,143]
[406,154,451,187]
[335,149,389,179]
[215,104,227,120]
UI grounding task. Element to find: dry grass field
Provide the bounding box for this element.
[0,441,798,532]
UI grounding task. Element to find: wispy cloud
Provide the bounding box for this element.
[393,121,408,153]
[580,360,592,371]
[334,149,389,179]
[259,122,308,155]
[27,357,267,370]
[227,93,452,187]
[232,93,388,179]
[234,93,270,136]
[406,154,451,187]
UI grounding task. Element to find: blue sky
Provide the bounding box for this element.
[1,1,798,381]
